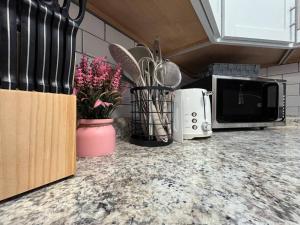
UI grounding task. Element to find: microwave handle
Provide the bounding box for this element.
[276,81,285,121]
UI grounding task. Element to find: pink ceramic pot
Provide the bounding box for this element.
[76,119,116,157]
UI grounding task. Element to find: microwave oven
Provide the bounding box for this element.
[183,75,286,129]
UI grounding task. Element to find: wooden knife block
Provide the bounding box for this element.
[0,89,76,201]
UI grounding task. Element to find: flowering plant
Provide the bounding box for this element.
[74,55,123,119]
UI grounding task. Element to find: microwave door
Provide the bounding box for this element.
[216,79,264,123]
[263,82,282,122]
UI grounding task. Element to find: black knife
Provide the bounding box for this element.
[49,0,68,93]
[19,0,38,91]
[35,0,55,92]
[0,0,18,90]
[61,0,87,95]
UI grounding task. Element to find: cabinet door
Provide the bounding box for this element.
[207,0,222,34]
[223,0,295,43]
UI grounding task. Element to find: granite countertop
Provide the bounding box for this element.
[0,126,300,225]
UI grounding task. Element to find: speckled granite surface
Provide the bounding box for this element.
[286,117,300,127]
[0,127,300,225]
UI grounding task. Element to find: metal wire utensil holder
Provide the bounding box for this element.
[130,86,174,147]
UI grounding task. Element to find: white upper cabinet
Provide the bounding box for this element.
[191,0,297,48]
[223,0,294,43]
[206,0,222,35]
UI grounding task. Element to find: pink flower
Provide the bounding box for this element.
[111,64,122,90]
[84,68,93,86]
[73,87,78,95]
[80,54,89,74]
[90,57,112,86]
[75,68,85,88]
[94,99,113,108]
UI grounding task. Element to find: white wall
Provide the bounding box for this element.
[260,63,300,117]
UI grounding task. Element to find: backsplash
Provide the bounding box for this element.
[260,63,300,117]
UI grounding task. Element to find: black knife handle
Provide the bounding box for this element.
[62,21,79,94]
[49,10,67,93]
[35,3,52,92]
[73,0,87,26]
[0,0,18,90]
[19,0,38,91]
[61,0,70,17]
[62,0,86,94]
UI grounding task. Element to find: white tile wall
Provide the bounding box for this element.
[259,68,267,77]
[286,107,299,116]
[287,96,300,107]
[267,63,298,76]
[264,63,300,117]
[82,32,112,61]
[105,25,135,49]
[80,12,105,39]
[76,30,82,52]
[75,52,82,66]
[268,74,283,79]
[68,2,80,20]
[286,84,300,96]
[283,72,300,84]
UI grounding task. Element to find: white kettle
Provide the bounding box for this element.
[173,88,212,142]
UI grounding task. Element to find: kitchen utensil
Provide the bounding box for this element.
[109,43,168,142]
[62,0,87,94]
[35,0,55,92]
[49,0,68,93]
[153,38,162,64]
[0,0,18,90]
[120,45,153,85]
[138,57,157,136]
[154,60,182,134]
[154,61,182,88]
[152,38,166,112]
[18,0,38,91]
[109,44,141,82]
[138,57,156,86]
[128,45,154,63]
[173,89,212,143]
